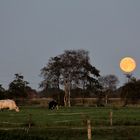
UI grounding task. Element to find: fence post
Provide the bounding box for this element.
[110,111,113,126]
[87,119,92,140]
[28,114,32,129]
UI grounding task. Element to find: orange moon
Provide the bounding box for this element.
[120,57,136,73]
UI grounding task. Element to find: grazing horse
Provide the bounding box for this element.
[0,99,19,112]
[48,100,58,110]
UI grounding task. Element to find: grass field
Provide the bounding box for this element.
[0,106,140,140]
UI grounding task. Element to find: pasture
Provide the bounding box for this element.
[0,106,140,140]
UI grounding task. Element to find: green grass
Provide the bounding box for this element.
[0,106,140,139]
[0,106,140,127]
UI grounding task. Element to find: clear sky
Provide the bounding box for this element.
[0,0,140,90]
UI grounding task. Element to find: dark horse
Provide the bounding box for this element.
[48,100,58,110]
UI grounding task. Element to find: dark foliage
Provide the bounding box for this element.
[121,78,140,105]
[0,84,6,99]
[8,73,29,98]
[40,49,101,106]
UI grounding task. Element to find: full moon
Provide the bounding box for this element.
[120,57,136,73]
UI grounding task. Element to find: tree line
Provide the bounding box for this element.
[40,49,140,107]
[0,49,140,106]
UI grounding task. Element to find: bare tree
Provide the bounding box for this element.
[98,74,119,105]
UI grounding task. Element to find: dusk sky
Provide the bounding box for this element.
[0,0,140,90]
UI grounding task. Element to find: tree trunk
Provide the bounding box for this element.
[64,77,71,107]
[64,93,67,107]
[68,90,71,107]
[105,94,108,105]
[64,81,69,107]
